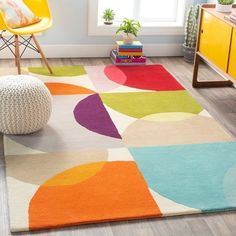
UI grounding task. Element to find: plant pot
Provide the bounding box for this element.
[183,44,196,64]
[104,21,113,25]
[216,3,233,13]
[122,34,135,44]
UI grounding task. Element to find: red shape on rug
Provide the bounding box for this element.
[104,64,185,91]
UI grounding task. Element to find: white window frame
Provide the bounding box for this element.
[88,0,193,36]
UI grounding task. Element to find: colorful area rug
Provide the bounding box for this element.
[3,65,236,232]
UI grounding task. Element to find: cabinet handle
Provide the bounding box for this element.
[201,29,204,34]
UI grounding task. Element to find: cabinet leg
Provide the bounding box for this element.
[192,54,233,88]
[192,53,201,88]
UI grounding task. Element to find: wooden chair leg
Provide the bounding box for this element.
[15,35,21,74]
[32,34,53,74]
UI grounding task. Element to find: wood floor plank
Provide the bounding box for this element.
[204,215,233,236]
[187,219,214,236]
[166,218,194,236]
[111,220,156,236]
[222,213,236,234]
[148,218,176,236]
[0,57,236,235]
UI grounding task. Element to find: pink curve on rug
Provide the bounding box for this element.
[73,94,122,139]
[85,65,121,92]
[104,64,185,91]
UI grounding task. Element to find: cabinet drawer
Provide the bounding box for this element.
[199,11,232,72]
[228,28,236,80]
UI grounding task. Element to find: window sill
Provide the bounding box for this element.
[88,24,185,36]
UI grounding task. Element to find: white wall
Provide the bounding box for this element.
[0,0,207,58]
[39,0,185,45]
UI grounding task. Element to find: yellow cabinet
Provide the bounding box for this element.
[199,11,232,72]
[228,28,236,80]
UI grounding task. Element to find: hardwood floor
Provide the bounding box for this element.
[1,57,236,236]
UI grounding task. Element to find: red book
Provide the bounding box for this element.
[118,48,143,52]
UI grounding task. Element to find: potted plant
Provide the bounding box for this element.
[183,5,200,63]
[116,18,141,44]
[216,0,234,13]
[102,8,115,25]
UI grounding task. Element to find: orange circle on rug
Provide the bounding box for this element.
[29,161,161,230]
[45,83,95,95]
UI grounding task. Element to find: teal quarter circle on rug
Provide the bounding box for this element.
[130,142,236,212]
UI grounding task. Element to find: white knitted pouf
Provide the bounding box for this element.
[0,75,52,134]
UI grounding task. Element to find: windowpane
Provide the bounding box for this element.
[139,0,178,21]
[89,0,189,35]
[98,0,135,21]
[97,0,185,25]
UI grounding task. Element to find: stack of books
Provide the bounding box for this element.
[110,41,146,65]
[225,10,236,24]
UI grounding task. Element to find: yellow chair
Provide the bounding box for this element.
[0,0,53,74]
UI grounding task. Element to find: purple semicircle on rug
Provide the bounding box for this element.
[74,94,121,139]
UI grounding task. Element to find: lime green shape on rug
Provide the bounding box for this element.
[28,66,87,77]
[100,91,203,118]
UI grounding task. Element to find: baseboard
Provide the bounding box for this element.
[0,43,183,59]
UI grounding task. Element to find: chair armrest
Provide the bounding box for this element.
[0,10,9,30]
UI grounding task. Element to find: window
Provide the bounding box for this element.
[98,0,134,22]
[88,0,192,35]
